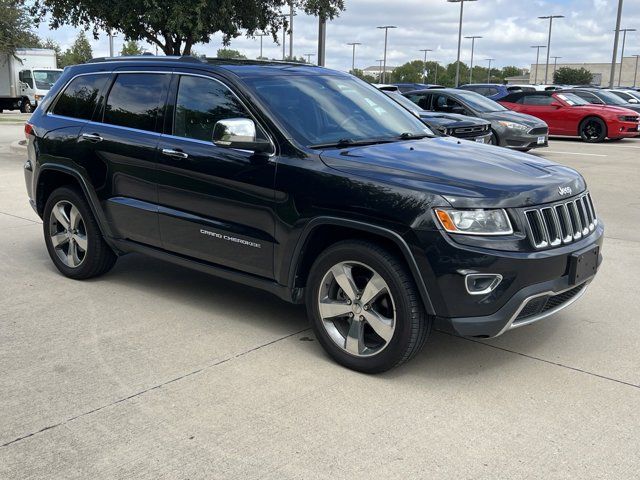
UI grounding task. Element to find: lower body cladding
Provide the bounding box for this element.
[413,224,604,338]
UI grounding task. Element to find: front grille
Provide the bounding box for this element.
[620,115,639,122]
[524,192,597,249]
[514,284,585,323]
[450,125,489,136]
[527,126,548,135]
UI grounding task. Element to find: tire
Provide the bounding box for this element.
[43,186,117,279]
[579,117,607,143]
[305,240,431,373]
[20,100,33,114]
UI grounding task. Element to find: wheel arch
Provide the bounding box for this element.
[36,165,116,242]
[288,217,436,315]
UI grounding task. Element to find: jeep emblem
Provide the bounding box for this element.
[558,186,572,196]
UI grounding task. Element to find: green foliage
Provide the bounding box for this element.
[120,40,143,56]
[32,0,345,56]
[501,66,522,78]
[391,60,426,83]
[349,69,373,83]
[554,67,593,85]
[216,48,247,59]
[41,37,63,66]
[0,0,40,54]
[58,31,93,67]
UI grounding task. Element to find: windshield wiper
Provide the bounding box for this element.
[397,132,433,140]
[310,137,397,149]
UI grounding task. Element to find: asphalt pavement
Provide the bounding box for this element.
[1,122,639,479]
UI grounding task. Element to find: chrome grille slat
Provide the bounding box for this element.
[524,193,597,249]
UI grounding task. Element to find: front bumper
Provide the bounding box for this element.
[414,223,604,338]
[501,131,548,150]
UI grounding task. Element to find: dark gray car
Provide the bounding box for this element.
[404,88,549,151]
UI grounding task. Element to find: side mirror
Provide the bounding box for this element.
[212,118,272,153]
[628,98,639,104]
[451,106,466,114]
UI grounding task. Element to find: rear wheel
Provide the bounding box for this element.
[43,187,117,279]
[305,240,431,373]
[579,117,607,143]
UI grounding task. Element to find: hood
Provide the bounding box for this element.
[418,112,489,128]
[482,110,547,126]
[319,137,585,208]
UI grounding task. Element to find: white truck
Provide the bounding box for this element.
[0,48,63,113]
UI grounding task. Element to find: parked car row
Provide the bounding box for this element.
[382,81,640,145]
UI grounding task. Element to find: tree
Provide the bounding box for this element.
[0,0,41,55]
[554,67,593,85]
[59,31,93,67]
[501,66,522,79]
[216,48,247,59]
[391,60,426,83]
[32,0,345,56]
[120,40,142,56]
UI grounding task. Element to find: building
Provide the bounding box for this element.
[530,56,640,86]
[361,65,397,81]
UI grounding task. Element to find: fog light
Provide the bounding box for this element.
[464,273,503,295]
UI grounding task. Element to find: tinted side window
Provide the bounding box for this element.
[103,73,169,132]
[406,93,431,110]
[522,95,555,106]
[173,76,251,142]
[52,74,108,120]
[486,87,499,96]
[573,92,600,104]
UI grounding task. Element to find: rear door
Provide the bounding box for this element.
[156,73,277,278]
[79,69,171,248]
[514,94,570,134]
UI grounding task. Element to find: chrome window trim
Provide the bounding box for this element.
[46,69,277,157]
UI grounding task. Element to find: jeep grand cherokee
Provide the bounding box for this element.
[23,57,603,373]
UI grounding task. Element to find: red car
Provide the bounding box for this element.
[499,91,640,143]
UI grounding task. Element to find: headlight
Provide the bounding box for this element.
[497,121,529,131]
[435,208,513,235]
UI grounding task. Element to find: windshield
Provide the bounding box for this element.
[33,70,62,90]
[594,90,629,106]
[556,93,590,106]
[454,90,507,113]
[242,75,431,147]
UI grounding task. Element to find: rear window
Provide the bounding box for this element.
[52,74,109,120]
[103,73,170,132]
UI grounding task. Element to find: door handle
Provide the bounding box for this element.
[162,148,189,159]
[80,133,103,143]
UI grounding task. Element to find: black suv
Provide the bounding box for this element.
[24,57,603,373]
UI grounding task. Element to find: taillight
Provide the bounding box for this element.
[24,123,34,139]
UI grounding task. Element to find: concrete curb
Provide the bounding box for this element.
[10,140,27,155]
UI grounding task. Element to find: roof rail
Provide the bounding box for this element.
[86,55,204,64]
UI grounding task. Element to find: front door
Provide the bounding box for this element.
[156,73,277,279]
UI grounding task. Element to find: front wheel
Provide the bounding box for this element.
[305,240,431,373]
[579,117,607,143]
[20,100,33,114]
[43,187,117,279]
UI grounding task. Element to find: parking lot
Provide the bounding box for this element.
[1,119,639,479]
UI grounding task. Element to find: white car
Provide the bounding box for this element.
[608,89,640,104]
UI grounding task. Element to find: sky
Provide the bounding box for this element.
[34,0,640,72]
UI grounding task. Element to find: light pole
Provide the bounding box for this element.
[377,59,384,83]
[464,35,482,84]
[280,15,288,60]
[633,54,640,87]
[609,0,624,88]
[377,26,397,84]
[486,58,494,83]
[531,45,546,84]
[538,15,564,84]
[304,53,315,64]
[448,0,479,87]
[434,61,439,84]
[255,33,269,59]
[617,28,636,87]
[347,42,362,72]
[551,56,562,81]
[419,48,433,83]
[108,31,116,57]
[289,2,295,60]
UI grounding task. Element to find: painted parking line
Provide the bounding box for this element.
[543,150,608,157]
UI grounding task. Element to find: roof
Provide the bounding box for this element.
[84,55,337,78]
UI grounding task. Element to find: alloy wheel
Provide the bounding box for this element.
[583,120,602,140]
[48,200,88,268]
[317,261,396,357]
